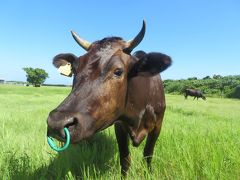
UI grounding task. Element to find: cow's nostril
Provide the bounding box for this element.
[64,117,78,129]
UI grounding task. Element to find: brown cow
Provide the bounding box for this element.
[184,88,206,100]
[47,21,172,175]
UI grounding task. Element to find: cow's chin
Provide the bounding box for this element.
[67,126,96,144]
[59,116,117,144]
[69,119,116,144]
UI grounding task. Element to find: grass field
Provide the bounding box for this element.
[0,85,240,179]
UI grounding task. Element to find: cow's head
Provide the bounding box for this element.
[47,21,171,143]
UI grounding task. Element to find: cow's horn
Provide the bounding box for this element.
[71,31,91,51]
[126,20,146,53]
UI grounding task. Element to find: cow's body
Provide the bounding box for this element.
[115,75,166,174]
[47,21,171,175]
[184,89,206,100]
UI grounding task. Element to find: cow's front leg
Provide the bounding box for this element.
[114,122,131,176]
[143,123,162,171]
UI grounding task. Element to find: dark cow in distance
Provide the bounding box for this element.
[184,89,206,100]
[47,21,172,176]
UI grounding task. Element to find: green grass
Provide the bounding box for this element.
[0,84,240,179]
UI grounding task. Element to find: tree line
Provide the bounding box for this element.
[164,75,240,99]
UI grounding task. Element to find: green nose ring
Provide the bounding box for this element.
[47,127,70,152]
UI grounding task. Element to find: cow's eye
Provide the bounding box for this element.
[114,68,123,77]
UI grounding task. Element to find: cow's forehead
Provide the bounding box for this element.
[87,40,128,65]
[96,44,115,64]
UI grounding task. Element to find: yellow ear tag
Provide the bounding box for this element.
[58,63,72,77]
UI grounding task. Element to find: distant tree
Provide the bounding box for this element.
[23,67,49,87]
[227,86,240,99]
[213,74,222,79]
[187,77,197,80]
[203,76,211,80]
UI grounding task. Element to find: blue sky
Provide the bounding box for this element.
[0,0,239,85]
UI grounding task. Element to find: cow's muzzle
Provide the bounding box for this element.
[47,111,78,141]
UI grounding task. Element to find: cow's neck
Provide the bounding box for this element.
[120,76,159,146]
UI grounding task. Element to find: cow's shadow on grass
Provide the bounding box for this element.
[9,132,118,179]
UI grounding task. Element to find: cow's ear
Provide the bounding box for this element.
[128,52,172,78]
[133,50,147,59]
[53,53,77,77]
